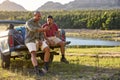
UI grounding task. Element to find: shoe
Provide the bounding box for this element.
[34,67,48,76]
[60,58,69,64]
[65,41,71,45]
[34,68,41,76]
[39,67,48,76]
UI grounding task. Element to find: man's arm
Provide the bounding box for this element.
[55,30,60,38]
[26,21,38,32]
[37,27,48,32]
[43,32,50,42]
[26,22,49,33]
[54,24,60,38]
[43,32,55,46]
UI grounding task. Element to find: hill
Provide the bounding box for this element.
[38,1,64,11]
[37,0,120,11]
[0,0,26,11]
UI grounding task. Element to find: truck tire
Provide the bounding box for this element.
[0,51,11,69]
[39,53,54,63]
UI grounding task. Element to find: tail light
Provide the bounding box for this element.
[9,35,14,47]
[61,34,65,41]
[60,29,66,41]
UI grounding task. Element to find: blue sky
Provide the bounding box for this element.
[0,0,74,11]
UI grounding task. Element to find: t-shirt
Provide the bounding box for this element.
[42,23,58,37]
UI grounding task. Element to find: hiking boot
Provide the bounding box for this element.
[34,68,41,76]
[60,58,69,64]
[39,67,48,76]
[34,67,48,76]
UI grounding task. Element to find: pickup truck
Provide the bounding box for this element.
[0,20,70,69]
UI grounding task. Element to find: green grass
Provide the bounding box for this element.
[0,47,120,80]
[66,46,120,54]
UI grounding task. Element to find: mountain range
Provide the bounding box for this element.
[0,0,120,11]
[38,0,120,11]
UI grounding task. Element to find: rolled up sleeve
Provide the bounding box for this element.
[26,21,38,32]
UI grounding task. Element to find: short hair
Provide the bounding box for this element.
[33,11,40,16]
[47,15,53,19]
[8,23,14,29]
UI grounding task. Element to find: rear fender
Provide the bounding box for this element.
[0,31,11,55]
[0,39,10,55]
[59,29,66,41]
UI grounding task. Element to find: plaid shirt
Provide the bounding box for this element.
[25,18,43,43]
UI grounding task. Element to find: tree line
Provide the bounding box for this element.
[0,9,120,30]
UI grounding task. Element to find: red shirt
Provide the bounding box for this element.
[42,23,59,37]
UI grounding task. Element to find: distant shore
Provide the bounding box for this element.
[65,29,120,41]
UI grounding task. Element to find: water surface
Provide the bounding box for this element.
[66,37,120,46]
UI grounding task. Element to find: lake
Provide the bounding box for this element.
[66,37,120,46]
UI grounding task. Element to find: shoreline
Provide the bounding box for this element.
[65,29,120,41]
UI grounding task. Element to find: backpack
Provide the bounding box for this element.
[13,30,24,46]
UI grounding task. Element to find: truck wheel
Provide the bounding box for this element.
[0,52,11,69]
[39,53,54,63]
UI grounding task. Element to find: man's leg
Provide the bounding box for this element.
[54,38,69,64]
[31,51,38,66]
[26,43,40,75]
[43,47,50,71]
[58,41,65,56]
[57,41,69,64]
[40,41,50,75]
[30,51,41,75]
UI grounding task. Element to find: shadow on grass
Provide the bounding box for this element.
[2,57,120,80]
